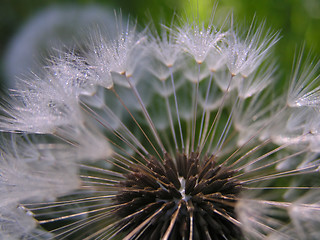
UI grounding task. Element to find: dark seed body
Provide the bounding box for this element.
[115,152,243,239]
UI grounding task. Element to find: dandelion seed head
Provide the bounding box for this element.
[149,26,182,68]
[0,204,43,240]
[223,21,280,78]
[176,22,225,64]
[86,22,147,88]
[287,50,320,108]
[0,136,80,207]
[0,9,320,240]
[115,152,242,239]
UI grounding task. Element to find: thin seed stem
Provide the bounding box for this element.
[169,66,185,151]
[125,76,166,155]
[197,71,213,149]
[191,63,201,153]
[111,87,163,161]
[214,96,239,154]
[199,73,233,155]
[162,80,178,150]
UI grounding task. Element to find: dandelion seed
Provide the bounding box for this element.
[0,10,320,240]
[222,19,280,78]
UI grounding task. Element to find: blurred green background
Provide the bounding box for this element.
[0,0,319,89]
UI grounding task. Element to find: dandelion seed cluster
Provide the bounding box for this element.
[116,153,242,239]
[1,11,320,240]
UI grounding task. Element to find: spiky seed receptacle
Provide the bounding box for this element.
[0,11,320,240]
[116,153,242,239]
